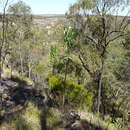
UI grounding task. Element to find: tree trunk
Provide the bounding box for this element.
[97,58,105,115]
[0,0,9,80]
[62,58,69,111]
[10,64,13,78]
[28,63,32,79]
[0,52,2,79]
[19,39,24,75]
[29,68,31,79]
[20,55,24,74]
[40,106,47,130]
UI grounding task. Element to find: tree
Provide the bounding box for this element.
[0,0,11,79]
[7,1,33,75]
[66,0,130,114]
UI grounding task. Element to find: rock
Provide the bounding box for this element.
[2,93,8,99]
[0,78,45,118]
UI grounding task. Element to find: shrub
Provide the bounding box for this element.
[49,76,93,109]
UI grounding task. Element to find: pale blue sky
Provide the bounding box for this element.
[22,0,76,14]
[4,0,129,15]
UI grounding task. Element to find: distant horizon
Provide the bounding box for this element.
[33,14,65,15]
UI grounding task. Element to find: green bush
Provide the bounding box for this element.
[49,76,93,109]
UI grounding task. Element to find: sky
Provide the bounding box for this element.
[2,0,129,15]
[21,0,76,14]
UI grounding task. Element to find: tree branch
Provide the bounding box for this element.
[79,54,93,77]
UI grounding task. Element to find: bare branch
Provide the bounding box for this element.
[79,54,93,77]
[106,34,123,45]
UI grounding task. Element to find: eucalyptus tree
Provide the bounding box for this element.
[114,30,130,120]
[0,0,12,79]
[66,0,130,114]
[7,1,33,75]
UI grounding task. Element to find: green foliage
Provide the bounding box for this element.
[124,31,130,50]
[33,63,44,74]
[50,45,57,58]
[8,1,31,14]
[8,1,32,26]
[49,76,93,109]
[49,75,59,88]
[64,27,75,49]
